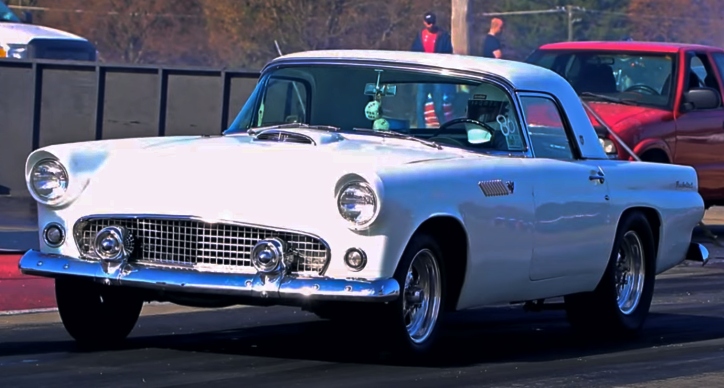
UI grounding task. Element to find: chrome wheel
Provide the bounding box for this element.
[615,230,646,315]
[402,248,442,344]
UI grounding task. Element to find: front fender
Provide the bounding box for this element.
[372,192,468,278]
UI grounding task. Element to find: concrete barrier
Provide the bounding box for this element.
[0,58,260,252]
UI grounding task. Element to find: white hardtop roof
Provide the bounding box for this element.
[270,49,568,92]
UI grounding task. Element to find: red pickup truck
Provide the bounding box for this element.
[525,41,724,208]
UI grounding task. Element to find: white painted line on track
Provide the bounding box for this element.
[0,307,57,316]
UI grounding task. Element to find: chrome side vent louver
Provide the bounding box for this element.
[478,179,514,197]
[254,130,316,145]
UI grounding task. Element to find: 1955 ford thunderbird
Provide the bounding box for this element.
[18,49,709,356]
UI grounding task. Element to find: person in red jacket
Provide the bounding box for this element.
[411,12,454,54]
[411,12,454,128]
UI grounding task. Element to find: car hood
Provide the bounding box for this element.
[583,101,672,129]
[35,128,476,169]
[30,128,484,227]
[0,23,87,44]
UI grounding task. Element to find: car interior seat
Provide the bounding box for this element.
[572,64,617,94]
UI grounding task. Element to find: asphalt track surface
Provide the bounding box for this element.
[3,219,724,386]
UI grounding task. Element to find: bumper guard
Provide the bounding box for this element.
[686,242,710,265]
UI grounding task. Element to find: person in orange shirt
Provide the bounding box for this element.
[410,12,454,128]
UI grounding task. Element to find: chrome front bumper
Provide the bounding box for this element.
[18,250,400,303]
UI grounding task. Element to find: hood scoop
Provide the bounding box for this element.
[255,129,316,144]
[251,128,345,146]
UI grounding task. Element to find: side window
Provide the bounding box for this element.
[686,53,722,94]
[710,53,724,92]
[520,96,575,160]
[226,82,264,132]
[257,77,308,126]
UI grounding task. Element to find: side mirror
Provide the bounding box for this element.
[22,11,32,24]
[682,87,721,111]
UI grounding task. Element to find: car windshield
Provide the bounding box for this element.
[526,50,676,109]
[224,63,531,154]
[0,2,20,23]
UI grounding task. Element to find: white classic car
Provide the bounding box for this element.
[19,49,709,356]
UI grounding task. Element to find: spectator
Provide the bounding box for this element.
[411,12,453,128]
[482,18,504,58]
[411,12,454,54]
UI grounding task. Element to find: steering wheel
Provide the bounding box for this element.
[430,118,496,137]
[624,84,659,95]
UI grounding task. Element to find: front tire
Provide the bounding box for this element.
[564,211,656,336]
[55,277,144,347]
[380,233,446,356]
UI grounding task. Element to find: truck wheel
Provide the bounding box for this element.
[641,151,669,164]
[378,233,446,356]
[564,211,656,337]
[55,277,144,347]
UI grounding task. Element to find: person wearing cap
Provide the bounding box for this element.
[411,12,454,128]
[411,12,453,54]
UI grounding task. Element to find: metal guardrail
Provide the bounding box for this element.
[0,58,261,250]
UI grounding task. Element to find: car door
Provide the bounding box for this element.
[518,93,614,282]
[672,50,724,203]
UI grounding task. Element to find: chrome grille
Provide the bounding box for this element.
[73,216,329,274]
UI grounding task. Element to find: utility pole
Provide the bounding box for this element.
[567,5,574,41]
[451,0,471,55]
[566,5,583,41]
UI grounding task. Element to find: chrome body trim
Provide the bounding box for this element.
[478,179,514,197]
[72,213,332,276]
[18,250,400,303]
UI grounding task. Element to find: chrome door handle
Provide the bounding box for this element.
[589,174,605,183]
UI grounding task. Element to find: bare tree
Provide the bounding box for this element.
[33,0,208,65]
[628,0,711,43]
[202,0,450,68]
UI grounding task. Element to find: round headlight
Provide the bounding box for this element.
[30,159,68,204]
[599,138,617,154]
[337,181,378,227]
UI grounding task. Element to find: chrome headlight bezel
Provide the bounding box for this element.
[336,180,380,230]
[28,158,69,206]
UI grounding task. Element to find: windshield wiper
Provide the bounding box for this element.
[244,123,341,135]
[352,128,442,150]
[580,92,639,106]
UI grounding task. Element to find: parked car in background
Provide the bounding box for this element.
[0,0,97,61]
[526,41,724,208]
[18,49,708,356]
